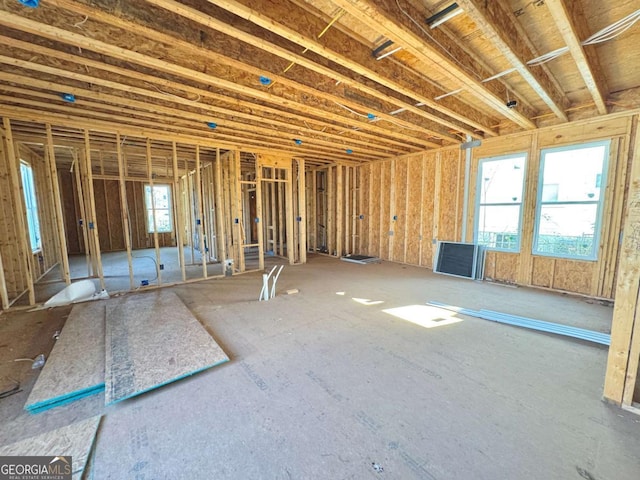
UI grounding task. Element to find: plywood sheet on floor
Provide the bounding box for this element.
[25,302,105,413]
[0,415,101,478]
[105,290,229,405]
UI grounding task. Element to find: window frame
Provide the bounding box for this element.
[473,152,527,253]
[20,160,42,253]
[532,140,610,261]
[144,183,173,234]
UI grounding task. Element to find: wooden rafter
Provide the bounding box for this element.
[329,0,537,130]
[545,0,608,115]
[456,0,569,121]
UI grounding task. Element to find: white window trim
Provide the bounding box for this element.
[532,140,610,262]
[144,184,173,234]
[473,152,527,253]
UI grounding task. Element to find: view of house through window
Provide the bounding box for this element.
[144,184,173,233]
[475,153,526,252]
[20,161,41,252]
[533,141,609,260]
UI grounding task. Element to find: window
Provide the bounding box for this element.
[474,153,526,252]
[533,141,610,260]
[144,184,173,233]
[20,161,41,252]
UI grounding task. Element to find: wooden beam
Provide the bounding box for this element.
[51,0,455,143]
[146,139,163,285]
[82,130,105,290]
[116,133,135,290]
[0,9,437,151]
[71,150,92,277]
[457,0,568,121]
[172,142,187,282]
[255,155,265,270]
[155,0,495,138]
[0,35,410,156]
[330,0,537,130]
[0,253,9,310]
[297,159,307,263]
[545,0,608,115]
[2,118,35,305]
[0,80,394,160]
[604,115,640,405]
[285,163,296,265]
[45,124,71,285]
[195,145,208,278]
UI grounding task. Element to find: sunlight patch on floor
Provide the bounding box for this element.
[382,305,463,329]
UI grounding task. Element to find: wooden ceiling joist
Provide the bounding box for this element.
[0,4,439,161]
[33,0,447,146]
[545,0,609,115]
[330,0,538,130]
[161,0,499,138]
[456,0,569,121]
[0,35,411,156]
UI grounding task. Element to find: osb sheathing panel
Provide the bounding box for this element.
[405,156,423,265]
[532,256,555,288]
[0,137,23,298]
[494,253,519,284]
[59,171,81,254]
[484,251,497,279]
[379,160,391,260]
[438,150,461,242]
[105,180,124,251]
[420,154,437,268]
[392,158,408,263]
[360,164,370,255]
[369,162,381,256]
[552,259,596,295]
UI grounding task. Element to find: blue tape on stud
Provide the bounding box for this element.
[89,222,94,229]
[294,139,302,145]
[359,214,364,220]
[61,93,75,103]
[196,219,201,225]
[19,0,39,8]
[254,218,260,223]
[206,122,217,129]
[367,113,376,120]
[234,218,239,224]
[259,76,272,86]
[141,279,149,286]
[346,149,353,154]
[296,216,302,222]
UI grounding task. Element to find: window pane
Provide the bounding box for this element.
[153,186,170,209]
[480,156,526,204]
[20,163,41,252]
[145,184,172,233]
[541,145,606,202]
[155,210,172,233]
[477,205,521,250]
[536,204,598,258]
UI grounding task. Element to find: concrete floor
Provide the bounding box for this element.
[1,255,639,479]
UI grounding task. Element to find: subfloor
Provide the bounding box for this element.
[1,255,639,479]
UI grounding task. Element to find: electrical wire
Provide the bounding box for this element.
[582,9,640,45]
[151,84,201,103]
[394,0,483,81]
[332,100,370,118]
[73,15,89,28]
